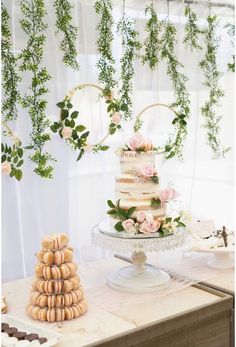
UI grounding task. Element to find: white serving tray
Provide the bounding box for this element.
[1,315,61,347]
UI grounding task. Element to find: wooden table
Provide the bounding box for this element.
[2,258,234,347]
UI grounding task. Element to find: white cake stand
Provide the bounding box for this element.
[92,220,186,293]
[192,247,234,269]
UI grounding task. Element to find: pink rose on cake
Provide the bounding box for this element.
[139,163,156,177]
[160,188,179,202]
[122,219,136,234]
[62,126,72,139]
[136,211,146,223]
[1,161,11,175]
[128,133,145,151]
[139,219,160,234]
[112,112,121,125]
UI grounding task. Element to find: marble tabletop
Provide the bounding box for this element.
[1,257,231,347]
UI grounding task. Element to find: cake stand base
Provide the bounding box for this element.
[107,250,171,293]
[207,253,234,269]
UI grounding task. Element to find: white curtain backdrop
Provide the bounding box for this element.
[2,0,235,282]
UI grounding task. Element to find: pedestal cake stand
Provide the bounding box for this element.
[191,246,234,269]
[92,220,186,293]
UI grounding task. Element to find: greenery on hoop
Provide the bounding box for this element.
[19,0,54,178]
[1,143,24,181]
[51,87,127,161]
[54,0,79,70]
[200,15,230,158]
[95,0,116,97]
[117,13,141,120]
[1,3,21,122]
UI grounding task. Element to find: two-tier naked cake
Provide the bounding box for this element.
[107,133,186,235]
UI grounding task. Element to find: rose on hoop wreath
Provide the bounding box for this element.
[134,103,188,159]
[50,84,128,161]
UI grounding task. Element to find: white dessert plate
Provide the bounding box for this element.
[98,219,173,239]
[2,314,61,346]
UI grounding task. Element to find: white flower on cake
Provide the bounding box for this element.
[2,161,11,175]
[139,218,161,234]
[128,133,154,152]
[62,126,73,139]
[122,219,136,234]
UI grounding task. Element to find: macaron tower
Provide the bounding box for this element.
[27,233,87,323]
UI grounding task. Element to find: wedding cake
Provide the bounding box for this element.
[107,134,185,235]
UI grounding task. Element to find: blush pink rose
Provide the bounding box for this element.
[160,188,179,202]
[122,219,135,231]
[136,211,146,223]
[128,133,145,151]
[62,126,72,139]
[139,219,160,234]
[2,161,11,175]
[112,112,121,125]
[139,163,155,177]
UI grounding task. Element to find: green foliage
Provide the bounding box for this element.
[54,0,79,70]
[1,143,24,181]
[51,100,90,162]
[1,2,21,122]
[225,23,235,72]
[19,0,54,178]
[200,16,230,158]
[142,3,163,70]
[107,199,136,222]
[105,98,126,135]
[117,15,141,120]
[95,0,116,97]
[161,20,190,159]
[183,5,203,51]
[151,198,161,206]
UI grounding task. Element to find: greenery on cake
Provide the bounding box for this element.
[107,196,186,235]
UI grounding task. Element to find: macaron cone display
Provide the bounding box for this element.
[27,233,87,323]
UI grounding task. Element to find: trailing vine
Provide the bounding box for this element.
[200,15,230,158]
[95,0,116,97]
[183,5,203,51]
[161,20,190,159]
[225,23,235,72]
[54,0,79,70]
[117,12,141,120]
[1,2,21,122]
[19,0,54,178]
[142,3,163,70]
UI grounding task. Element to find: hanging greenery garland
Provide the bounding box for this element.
[19,0,54,178]
[183,5,203,51]
[95,0,116,98]
[54,0,79,70]
[161,19,190,159]
[117,5,142,120]
[142,3,163,70]
[200,15,230,158]
[225,23,235,72]
[1,2,21,122]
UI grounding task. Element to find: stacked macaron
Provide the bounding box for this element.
[27,233,87,323]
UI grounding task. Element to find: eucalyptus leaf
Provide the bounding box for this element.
[114,221,125,232]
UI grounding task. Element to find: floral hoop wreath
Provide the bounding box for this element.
[51,83,126,161]
[134,103,183,158]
